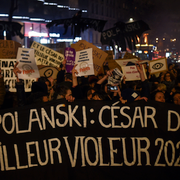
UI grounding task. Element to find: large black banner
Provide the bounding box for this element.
[0,99,180,180]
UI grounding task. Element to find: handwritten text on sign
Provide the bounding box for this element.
[0,59,35,92]
[31,41,64,67]
[122,65,147,81]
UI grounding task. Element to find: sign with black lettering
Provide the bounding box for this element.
[71,40,108,76]
[0,59,35,92]
[149,58,168,74]
[0,100,179,180]
[16,48,40,79]
[31,41,64,67]
[75,48,94,76]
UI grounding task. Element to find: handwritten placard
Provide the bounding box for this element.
[121,65,147,81]
[64,47,76,73]
[149,58,168,74]
[0,59,36,92]
[31,41,64,67]
[0,40,21,59]
[71,40,108,76]
[16,48,40,79]
[75,48,94,76]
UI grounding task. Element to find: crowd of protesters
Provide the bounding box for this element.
[0,59,180,110]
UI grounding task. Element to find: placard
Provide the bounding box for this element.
[149,58,168,74]
[64,47,76,73]
[115,58,138,67]
[0,59,35,92]
[71,40,108,76]
[121,65,147,81]
[75,48,94,76]
[38,65,60,80]
[105,50,113,61]
[31,41,64,67]
[0,40,21,59]
[16,48,40,79]
[108,68,123,85]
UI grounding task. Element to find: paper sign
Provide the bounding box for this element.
[16,48,40,79]
[71,40,108,76]
[38,65,60,80]
[121,65,147,81]
[115,58,138,67]
[0,59,35,92]
[108,68,123,85]
[64,47,76,73]
[0,40,21,59]
[149,58,168,74]
[31,41,64,67]
[75,48,94,76]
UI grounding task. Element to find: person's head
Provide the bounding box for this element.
[173,92,180,105]
[168,63,173,70]
[157,83,166,92]
[64,73,72,82]
[154,91,165,103]
[87,88,96,100]
[88,76,98,88]
[164,72,172,82]
[56,85,73,101]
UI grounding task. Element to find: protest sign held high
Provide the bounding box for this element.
[71,40,108,76]
[31,41,64,67]
[0,100,179,180]
[75,48,94,76]
[0,59,36,92]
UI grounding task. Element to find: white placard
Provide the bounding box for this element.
[121,65,147,81]
[0,59,36,92]
[16,48,40,79]
[115,58,138,67]
[75,48,94,76]
[149,58,168,74]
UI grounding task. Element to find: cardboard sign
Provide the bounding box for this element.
[75,48,94,76]
[105,50,113,61]
[31,41,64,67]
[121,65,147,81]
[16,48,40,79]
[0,59,35,92]
[0,40,21,59]
[64,47,76,73]
[107,59,121,71]
[108,68,123,85]
[115,58,139,67]
[38,65,60,80]
[71,40,108,76]
[149,58,168,74]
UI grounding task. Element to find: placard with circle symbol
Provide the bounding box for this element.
[149,58,168,74]
[16,47,40,79]
[75,48,95,76]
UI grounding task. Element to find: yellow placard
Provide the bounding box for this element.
[31,41,64,67]
[71,40,108,76]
